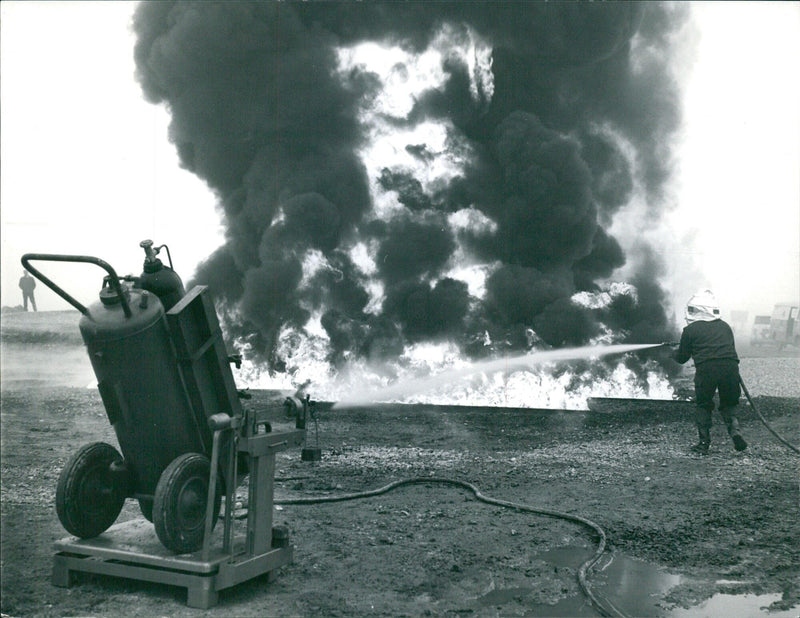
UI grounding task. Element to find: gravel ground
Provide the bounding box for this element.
[738,356,800,397]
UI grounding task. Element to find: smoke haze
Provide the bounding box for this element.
[133,1,687,372]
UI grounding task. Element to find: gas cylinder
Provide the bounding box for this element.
[79,280,209,498]
[137,239,185,311]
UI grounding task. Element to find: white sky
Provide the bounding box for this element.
[667,1,800,320]
[0,1,223,312]
[1,1,798,323]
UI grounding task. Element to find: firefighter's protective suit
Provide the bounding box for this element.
[674,290,748,454]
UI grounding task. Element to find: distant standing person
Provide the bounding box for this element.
[19,270,37,312]
[673,290,747,455]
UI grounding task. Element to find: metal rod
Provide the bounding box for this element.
[223,431,237,555]
[21,253,132,318]
[159,244,175,270]
[203,429,223,562]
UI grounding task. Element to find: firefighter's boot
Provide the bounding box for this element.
[690,427,710,455]
[721,409,748,451]
[729,419,748,451]
[691,409,712,455]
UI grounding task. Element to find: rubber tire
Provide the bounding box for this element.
[56,442,126,538]
[138,498,154,522]
[153,453,221,554]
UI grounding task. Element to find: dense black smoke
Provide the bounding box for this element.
[134,1,685,369]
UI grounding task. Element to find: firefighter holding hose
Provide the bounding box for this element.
[672,290,748,455]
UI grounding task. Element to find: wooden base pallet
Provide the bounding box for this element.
[52,518,292,609]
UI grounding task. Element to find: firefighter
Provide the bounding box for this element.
[19,270,37,311]
[672,290,747,455]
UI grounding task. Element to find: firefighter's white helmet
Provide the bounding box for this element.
[685,289,720,324]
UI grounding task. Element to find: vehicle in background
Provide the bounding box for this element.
[768,304,800,349]
[750,315,772,345]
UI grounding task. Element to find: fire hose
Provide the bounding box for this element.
[274,477,628,618]
[660,343,798,455]
[740,377,800,455]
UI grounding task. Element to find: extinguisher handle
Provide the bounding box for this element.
[20,253,132,318]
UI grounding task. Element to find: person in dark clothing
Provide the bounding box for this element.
[19,270,37,312]
[673,290,747,455]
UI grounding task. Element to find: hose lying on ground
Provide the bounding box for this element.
[740,377,800,455]
[273,477,628,618]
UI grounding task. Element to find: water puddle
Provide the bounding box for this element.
[479,546,797,617]
[668,593,794,617]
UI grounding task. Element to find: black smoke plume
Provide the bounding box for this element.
[134,1,685,369]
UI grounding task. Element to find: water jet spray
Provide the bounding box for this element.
[333,342,669,409]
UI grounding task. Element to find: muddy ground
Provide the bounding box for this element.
[1,311,798,617]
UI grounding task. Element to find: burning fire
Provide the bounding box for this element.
[232,312,675,410]
[235,340,674,410]
[134,3,689,405]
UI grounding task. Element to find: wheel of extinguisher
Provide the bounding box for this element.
[56,442,126,538]
[153,453,221,554]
